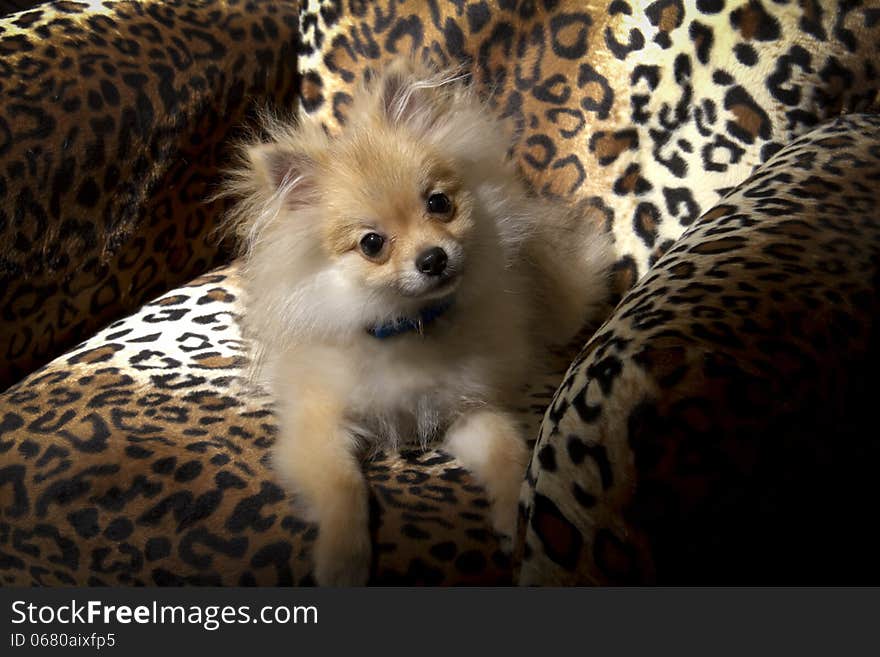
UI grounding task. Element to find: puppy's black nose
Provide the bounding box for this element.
[415,247,448,276]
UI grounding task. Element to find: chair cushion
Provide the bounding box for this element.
[298,1,880,301]
[5,0,880,588]
[0,263,577,585]
[518,113,880,585]
[0,0,300,388]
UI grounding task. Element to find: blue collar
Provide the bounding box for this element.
[367,298,454,339]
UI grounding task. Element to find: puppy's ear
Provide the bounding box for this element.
[246,142,317,204]
[375,60,457,132]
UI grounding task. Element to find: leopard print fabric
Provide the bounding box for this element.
[298,0,880,297]
[298,0,880,585]
[2,0,880,586]
[0,263,582,585]
[519,113,880,584]
[0,0,300,389]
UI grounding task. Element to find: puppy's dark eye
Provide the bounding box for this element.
[360,232,385,257]
[427,192,452,215]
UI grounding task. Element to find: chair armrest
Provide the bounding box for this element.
[518,113,880,584]
[0,0,300,388]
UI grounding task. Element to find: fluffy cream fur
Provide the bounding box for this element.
[222,58,613,585]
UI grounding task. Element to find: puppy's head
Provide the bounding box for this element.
[317,124,477,304]
[228,59,510,336]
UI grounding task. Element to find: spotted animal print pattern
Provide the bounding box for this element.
[519,114,880,585]
[297,0,880,296]
[0,0,300,388]
[3,0,880,586]
[1,263,583,585]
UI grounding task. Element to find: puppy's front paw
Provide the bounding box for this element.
[442,409,529,555]
[313,523,372,586]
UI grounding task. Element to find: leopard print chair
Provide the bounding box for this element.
[1,0,879,586]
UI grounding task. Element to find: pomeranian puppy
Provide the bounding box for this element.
[222,58,612,585]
